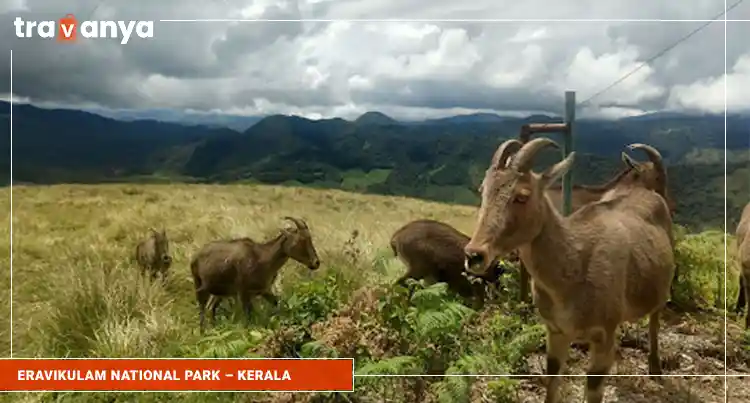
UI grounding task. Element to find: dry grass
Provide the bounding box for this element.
[2,184,484,357]
[0,183,746,403]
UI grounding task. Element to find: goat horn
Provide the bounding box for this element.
[510,137,560,173]
[490,139,523,170]
[627,143,666,179]
[282,216,307,230]
[621,151,638,169]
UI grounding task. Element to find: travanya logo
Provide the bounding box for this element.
[14,14,154,45]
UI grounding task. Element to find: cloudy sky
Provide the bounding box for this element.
[1,0,749,120]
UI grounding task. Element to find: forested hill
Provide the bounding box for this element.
[0,101,747,230]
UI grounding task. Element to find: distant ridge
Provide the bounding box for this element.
[1,99,748,232]
[354,111,399,126]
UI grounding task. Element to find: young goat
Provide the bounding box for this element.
[390,219,506,310]
[135,228,172,281]
[735,202,750,329]
[190,217,321,332]
[464,138,675,403]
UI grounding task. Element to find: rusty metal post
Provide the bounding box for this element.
[562,91,576,216]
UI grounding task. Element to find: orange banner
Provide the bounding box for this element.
[0,359,354,392]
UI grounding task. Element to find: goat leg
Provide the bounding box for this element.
[543,328,570,403]
[206,295,222,326]
[519,263,531,304]
[239,291,255,325]
[668,266,679,303]
[585,332,616,403]
[647,310,662,375]
[196,288,211,334]
[736,274,746,314]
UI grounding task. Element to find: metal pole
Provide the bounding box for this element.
[562,91,576,216]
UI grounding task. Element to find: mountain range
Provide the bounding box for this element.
[0,101,747,230]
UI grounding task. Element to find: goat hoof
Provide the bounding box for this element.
[648,360,662,376]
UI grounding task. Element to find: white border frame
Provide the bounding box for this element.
[6,2,746,399]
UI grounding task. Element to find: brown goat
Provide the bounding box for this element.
[135,228,172,280]
[509,146,677,304]
[735,202,750,329]
[390,219,506,310]
[464,138,675,403]
[546,153,676,216]
[190,217,321,332]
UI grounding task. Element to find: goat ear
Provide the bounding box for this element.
[541,152,575,188]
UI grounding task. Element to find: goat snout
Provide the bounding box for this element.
[162,255,172,265]
[464,245,490,275]
[308,258,321,271]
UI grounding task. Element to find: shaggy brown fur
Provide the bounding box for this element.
[390,219,505,310]
[190,217,320,332]
[134,228,172,281]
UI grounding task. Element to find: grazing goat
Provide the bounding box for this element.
[135,228,172,280]
[464,138,675,403]
[735,202,750,329]
[509,147,677,304]
[390,219,506,310]
[190,217,321,332]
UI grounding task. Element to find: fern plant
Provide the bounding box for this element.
[432,353,499,403]
[355,356,423,400]
[364,280,477,380]
[181,327,266,358]
[280,272,343,328]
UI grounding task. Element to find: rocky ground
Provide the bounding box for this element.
[486,308,748,403]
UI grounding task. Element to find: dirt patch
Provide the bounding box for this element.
[727,376,749,402]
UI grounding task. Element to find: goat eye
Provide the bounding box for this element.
[513,194,528,204]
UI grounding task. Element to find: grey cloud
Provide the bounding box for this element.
[1,0,748,118]
[312,0,727,20]
[350,79,563,112]
[606,22,727,84]
[212,8,306,66]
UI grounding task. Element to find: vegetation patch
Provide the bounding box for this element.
[0,184,743,402]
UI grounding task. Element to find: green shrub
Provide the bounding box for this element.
[673,228,726,311]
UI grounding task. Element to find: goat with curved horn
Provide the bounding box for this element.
[191,218,321,332]
[464,138,674,403]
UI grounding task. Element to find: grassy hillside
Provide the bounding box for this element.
[1,184,747,402]
[2,102,749,231]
